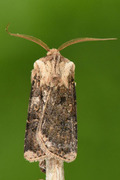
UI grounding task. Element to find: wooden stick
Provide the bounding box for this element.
[46,158,65,180]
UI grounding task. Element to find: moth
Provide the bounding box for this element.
[6,25,116,173]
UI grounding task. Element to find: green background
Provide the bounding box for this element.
[0,0,119,180]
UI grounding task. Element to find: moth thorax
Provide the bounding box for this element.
[47,48,60,56]
[51,75,61,87]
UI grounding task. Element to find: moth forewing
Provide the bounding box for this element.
[24,49,77,173]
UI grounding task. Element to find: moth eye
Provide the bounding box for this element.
[60,97,66,104]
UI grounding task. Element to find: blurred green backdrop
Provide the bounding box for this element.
[0,0,120,180]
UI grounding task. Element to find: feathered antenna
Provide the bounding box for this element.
[58,37,117,51]
[6,24,50,51]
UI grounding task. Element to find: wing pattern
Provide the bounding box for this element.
[24,55,77,173]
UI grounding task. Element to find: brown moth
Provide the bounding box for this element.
[6,25,116,173]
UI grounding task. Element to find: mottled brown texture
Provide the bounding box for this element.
[24,77,46,161]
[24,49,77,173]
[39,83,77,161]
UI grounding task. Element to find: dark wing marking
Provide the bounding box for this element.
[24,70,46,169]
[39,160,46,173]
[40,78,77,162]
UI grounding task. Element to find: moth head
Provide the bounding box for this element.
[47,49,60,56]
[6,24,117,53]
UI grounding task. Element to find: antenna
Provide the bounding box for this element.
[6,24,50,51]
[58,37,117,51]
